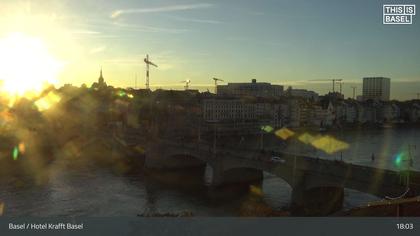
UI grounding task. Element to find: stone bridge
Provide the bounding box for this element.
[144,139,420,215]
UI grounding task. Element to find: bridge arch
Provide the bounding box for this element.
[163,153,207,169]
[220,167,264,185]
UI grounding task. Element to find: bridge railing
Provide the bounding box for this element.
[158,139,420,180]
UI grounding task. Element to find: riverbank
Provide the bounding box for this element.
[337,196,420,216]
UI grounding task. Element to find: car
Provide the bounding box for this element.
[271,156,286,163]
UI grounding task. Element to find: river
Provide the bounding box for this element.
[0,128,419,216]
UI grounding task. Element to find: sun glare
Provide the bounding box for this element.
[0,32,63,97]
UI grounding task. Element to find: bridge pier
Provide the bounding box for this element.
[208,161,224,186]
[291,186,344,216]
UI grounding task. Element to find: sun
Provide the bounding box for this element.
[0,32,63,97]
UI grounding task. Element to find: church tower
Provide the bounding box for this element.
[96,67,107,88]
[91,67,108,90]
[98,67,105,85]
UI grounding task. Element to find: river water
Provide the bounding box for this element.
[0,128,419,216]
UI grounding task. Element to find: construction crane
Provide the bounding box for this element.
[144,54,158,90]
[181,79,191,90]
[213,77,224,94]
[309,79,343,93]
[351,86,357,99]
[338,81,344,94]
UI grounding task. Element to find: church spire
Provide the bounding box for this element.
[98,66,104,84]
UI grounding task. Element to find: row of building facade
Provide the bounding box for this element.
[203,97,420,130]
[201,77,416,131]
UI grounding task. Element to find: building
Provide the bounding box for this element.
[310,105,328,127]
[409,104,420,122]
[288,88,319,101]
[286,99,300,127]
[202,98,283,132]
[281,99,332,128]
[380,102,400,123]
[217,79,283,98]
[357,102,381,123]
[344,102,358,123]
[362,77,390,101]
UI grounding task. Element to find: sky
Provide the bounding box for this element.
[0,0,419,100]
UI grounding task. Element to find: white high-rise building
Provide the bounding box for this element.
[362,77,390,101]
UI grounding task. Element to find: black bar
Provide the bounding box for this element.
[1,218,420,236]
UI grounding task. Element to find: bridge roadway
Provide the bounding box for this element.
[145,138,420,215]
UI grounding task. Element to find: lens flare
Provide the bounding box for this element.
[249,185,263,197]
[34,91,61,111]
[12,146,19,160]
[395,154,402,166]
[275,127,295,140]
[18,142,26,154]
[117,90,126,97]
[310,135,349,154]
[298,133,316,144]
[394,151,409,169]
[261,125,274,133]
